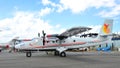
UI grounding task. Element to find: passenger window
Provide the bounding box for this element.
[52,41,55,43]
[47,41,49,43]
[73,40,76,42]
[56,40,58,42]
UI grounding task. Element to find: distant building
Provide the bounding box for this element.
[97,33,120,51]
[111,34,120,48]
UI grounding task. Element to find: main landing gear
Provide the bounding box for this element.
[54,51,66,57]
[25,51,66,57]
[60,52,66,57]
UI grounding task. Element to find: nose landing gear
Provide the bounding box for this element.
[26,51,32,57]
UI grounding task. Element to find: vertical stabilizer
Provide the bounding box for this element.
[100,19,113,35]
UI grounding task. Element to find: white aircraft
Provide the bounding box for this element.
[0,37,19,52]
[0,37,32,52]
[15,19,113,57]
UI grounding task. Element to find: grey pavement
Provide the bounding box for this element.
[0,51,120,68]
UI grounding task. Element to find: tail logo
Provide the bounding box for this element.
[102,23,110,34]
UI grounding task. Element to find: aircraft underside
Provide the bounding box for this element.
[24,50,66,57]
[18,48,79,57]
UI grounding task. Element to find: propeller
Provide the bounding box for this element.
[8,37,19,53]
[42,30,46,45]
[38,33,40,37]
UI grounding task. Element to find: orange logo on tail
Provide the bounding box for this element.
[102,23,110,34]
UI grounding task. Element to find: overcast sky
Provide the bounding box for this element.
[0,0,120,42]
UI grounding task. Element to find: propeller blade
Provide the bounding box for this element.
[38,33,40,37]
[42,30,46,45]
[42,30,46,37]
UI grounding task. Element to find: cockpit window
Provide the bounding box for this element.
[15,40,22,45]
[32,38,39,42]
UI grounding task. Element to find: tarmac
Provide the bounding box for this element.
[0,51,120,68]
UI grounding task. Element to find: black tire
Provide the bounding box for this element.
[60,52,66,57]
[54,51,59,56]
[26,52,32,57]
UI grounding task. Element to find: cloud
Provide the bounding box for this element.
[41,0,64,13]
[42,0,51,5]
[90,0,116,8]
[59,0,116,13]
[0,11,62,42]
[41,0,116,14]
[41,0,119,18]
[39,7,53,16]
[60,0,86,13]
[98,4,120,18]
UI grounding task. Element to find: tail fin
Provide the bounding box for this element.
[100,19,113,35]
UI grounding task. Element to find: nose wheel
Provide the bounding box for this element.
[26,52,32,57]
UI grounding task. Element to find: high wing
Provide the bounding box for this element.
[60,26,92,37]
[46,26,92,40]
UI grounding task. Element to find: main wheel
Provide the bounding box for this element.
[60,52,66,57]
[54,51,59,56]
[26,52,32,57]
